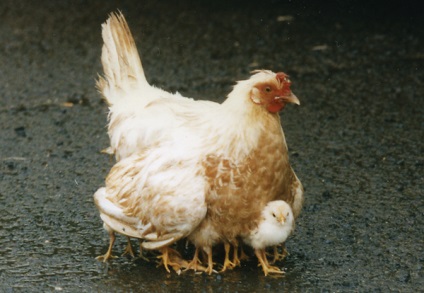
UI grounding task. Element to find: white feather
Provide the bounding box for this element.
[97,14,282,162]
[243,200,294,250]
[94,13,302,259]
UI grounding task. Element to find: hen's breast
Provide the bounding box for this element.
[201,118,291,241]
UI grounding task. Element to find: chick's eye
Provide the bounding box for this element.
[272,213,276,218]
[264,86,272,93]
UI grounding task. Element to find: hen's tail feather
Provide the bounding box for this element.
[97,11,148,106]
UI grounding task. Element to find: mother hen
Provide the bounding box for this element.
[94,12,304,274]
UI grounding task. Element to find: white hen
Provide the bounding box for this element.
[94,12,303,274]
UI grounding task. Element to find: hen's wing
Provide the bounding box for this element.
[94,149,207,250]
[108,96,219,160]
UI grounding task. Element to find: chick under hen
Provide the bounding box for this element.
[243,200,294,276]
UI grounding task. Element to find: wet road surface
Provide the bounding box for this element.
[0,0,423,291]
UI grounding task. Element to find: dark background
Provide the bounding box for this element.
[0,0,423,291]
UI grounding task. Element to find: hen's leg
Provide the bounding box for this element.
[157,247,189,274]
[221,243,236,272]
[239,245,250,261]
[157,247,174,273]
[96,230,118,262]
[137,239,150,261]
[232,241,245,267]
[184,247,207,272]
[204,246,216,275]
[122,237,135,257]
[255,249,284,276]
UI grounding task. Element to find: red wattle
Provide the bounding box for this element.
[267,102,285,113]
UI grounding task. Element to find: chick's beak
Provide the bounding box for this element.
[277,92,300,105]
[278,215,286,224]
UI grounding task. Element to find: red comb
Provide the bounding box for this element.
[276,72,291,94]
[276,72,288,83]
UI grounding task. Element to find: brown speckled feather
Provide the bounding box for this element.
[201,115,296,242]
[95,149,207,249]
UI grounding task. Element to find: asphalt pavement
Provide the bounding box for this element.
[0,0,423,291]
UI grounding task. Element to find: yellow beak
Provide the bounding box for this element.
[284,93,300,105]
[275,92,300,105]
[278,215,286,224]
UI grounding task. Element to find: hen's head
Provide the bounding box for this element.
[249,70,299,113]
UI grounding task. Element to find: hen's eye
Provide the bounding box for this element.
[264,87,272,93]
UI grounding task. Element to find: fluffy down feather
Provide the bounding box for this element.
[243,200,294,276]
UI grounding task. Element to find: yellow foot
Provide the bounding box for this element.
[180,246,217,275]
[220,243,236,272]
[232,243,248,267]
[96,253,118,262]
[189,246,217,275]
[122,237,135,258]
[269,245,289,264]
[261,264,285,276]
[157,247,190,274]
[185,260,208,273]
[220,257,236,272]
[205,265,218,275]
[239,246,250,261]
[255,248,285,276]
[137,252,150,262]
[96,231,117,262]
[184,260,207,272]
[204,248,217,275]
[184,248,207,272]
[137,241,150,262]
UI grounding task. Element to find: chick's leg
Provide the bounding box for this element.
[96,230,118,262]
[255,249,284,276]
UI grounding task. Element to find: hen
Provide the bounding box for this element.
[94,12,304,274]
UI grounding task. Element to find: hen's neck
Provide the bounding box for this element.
[204,82,285,160]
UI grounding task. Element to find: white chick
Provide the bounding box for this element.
[243,200,294,276]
